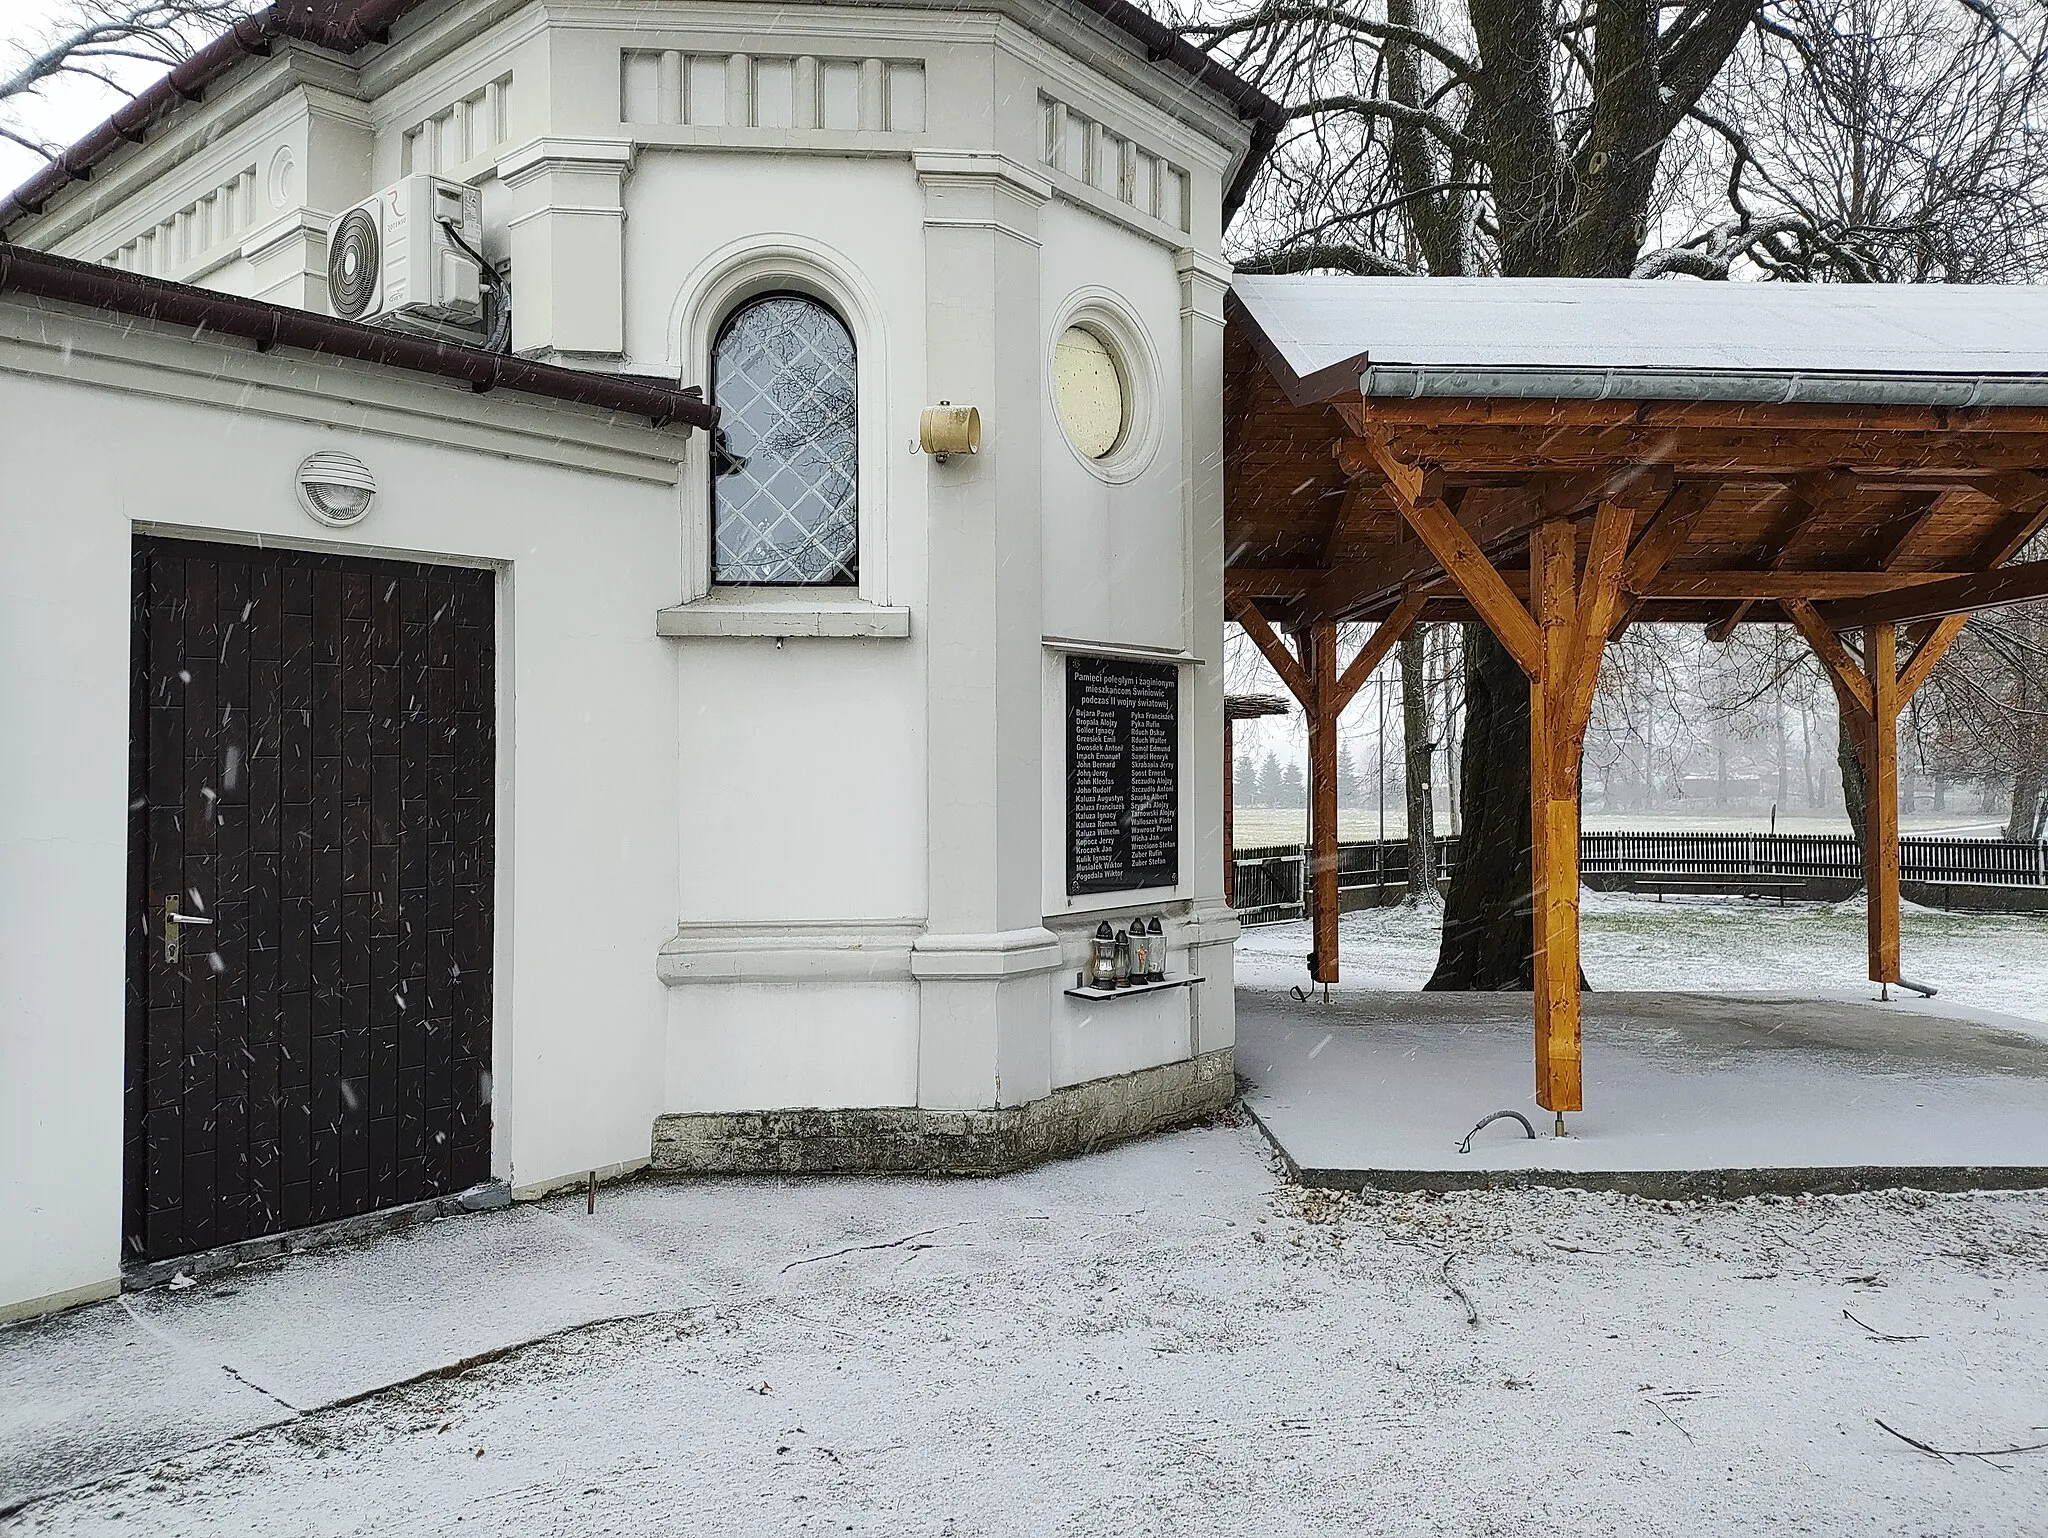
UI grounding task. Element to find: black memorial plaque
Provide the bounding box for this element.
[1066,654,1179,896]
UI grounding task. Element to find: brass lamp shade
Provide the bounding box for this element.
[919,404,981,459]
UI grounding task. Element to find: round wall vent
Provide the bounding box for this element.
[328,206,381,321]
[296,450,378,527]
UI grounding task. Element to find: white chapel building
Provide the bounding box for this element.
[0,0,1278,1320]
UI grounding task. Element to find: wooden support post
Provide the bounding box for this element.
[1305,622,1341,986]
[1223,714,1236,908]
[1789,601,1965,993]
[1866,623,1901,987]
[1529,520,1583,1115]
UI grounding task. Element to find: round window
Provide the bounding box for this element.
[1054,325,1127,460]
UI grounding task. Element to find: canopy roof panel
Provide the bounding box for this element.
[1233,275,2048,408]
[1224,278,2048,634]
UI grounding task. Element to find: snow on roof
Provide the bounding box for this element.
[1230,274,2048,408]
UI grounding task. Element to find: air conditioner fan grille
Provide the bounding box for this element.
[328,206,381,320]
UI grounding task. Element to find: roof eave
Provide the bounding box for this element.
[1359,363,2048,411]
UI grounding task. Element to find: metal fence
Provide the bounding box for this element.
[1230,831,2047,924]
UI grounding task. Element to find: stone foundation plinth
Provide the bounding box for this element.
[651,1048,1234,1176]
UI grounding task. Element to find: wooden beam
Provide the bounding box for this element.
[1306,623,1340,987]
[1303,451,1665,624]
[1897,613,1969,702]
[1867,624,1901,986]
[1318,478,1379,567]
[1973,472,2048,567]
[1360,425,2048,475]
[1558,499,1632,758]
[1226,568,1324,598]
[1705,470,1856,642]
[1865,489,1949,570]
[1333,587,1425,715]
[1785,600,1874,720]
[1632,571,1970,599]
[1815,560,2048,627]
[1530,519,1582,1115]
[1621,482,1716,593]
[1223,715,1233,906]
[1364,437,1542,674]
[1477,570,1970,599]
[1225,590,1311,706]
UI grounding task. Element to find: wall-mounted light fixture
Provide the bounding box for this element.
[918,403,981,463]
[296,449,378,527]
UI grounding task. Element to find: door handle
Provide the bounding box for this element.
[163,897,213,964]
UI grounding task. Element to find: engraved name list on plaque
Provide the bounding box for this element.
[1066,654,1179,896]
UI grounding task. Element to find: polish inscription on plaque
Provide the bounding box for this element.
[1066,654,1179,895]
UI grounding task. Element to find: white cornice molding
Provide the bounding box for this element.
[499,135,638,186]
[548,2,1248,148]
[0,299,688,484]
[912,151,1052,201]
[239,208,335,265]
[910,927,1067,980]
[658,920,926,983]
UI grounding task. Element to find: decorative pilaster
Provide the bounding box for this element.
[910,153,1062,1110]
[499,137,632,360]
[1175,247,1239,1052]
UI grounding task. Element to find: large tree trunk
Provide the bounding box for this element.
[1839,701,1869,851]
[1427,627,1533,988]
[2008,764,2043,843]
[1401,626,1438,903]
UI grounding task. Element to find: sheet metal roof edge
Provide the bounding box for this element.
[0,242,719,430]
[1222,285,1366,406]
[2,0,1282,236]
[1229,275,2048,411]
[1358,363,2048,410]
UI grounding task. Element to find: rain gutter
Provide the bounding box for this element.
[1358,363,2048,410]
[0,245,717,430]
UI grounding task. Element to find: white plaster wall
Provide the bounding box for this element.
[0,320,686,1314]
[665,982,918,1110]
[1037,199,1189,655]
[623,151,935,1113]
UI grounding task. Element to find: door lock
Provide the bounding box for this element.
[163,897,213,964]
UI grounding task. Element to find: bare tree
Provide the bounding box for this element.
[1639,0,2048,282]
[1175,0,1773,989]
[1917,540,2048,841]
[1181,0,2048,979]
[1399,625,1437,901]
[1,1,256,165]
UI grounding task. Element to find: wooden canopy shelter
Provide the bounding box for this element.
[1224,275,2048,1124]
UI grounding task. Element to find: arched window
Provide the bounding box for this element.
[710,293,859,586]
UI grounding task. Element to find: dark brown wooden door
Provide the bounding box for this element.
[126,538,496,1264]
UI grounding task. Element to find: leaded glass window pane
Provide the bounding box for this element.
[711,294,859,585]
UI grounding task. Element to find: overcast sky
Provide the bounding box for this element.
[1,0,212,194]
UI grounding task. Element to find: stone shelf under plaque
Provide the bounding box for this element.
[1063,973,1205,1002]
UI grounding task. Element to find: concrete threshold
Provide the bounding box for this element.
[121,1181,512,1292]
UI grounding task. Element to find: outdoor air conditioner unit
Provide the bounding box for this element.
[326,174,484,334]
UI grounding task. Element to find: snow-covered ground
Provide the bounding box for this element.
[6,1124,2048,1536]
[1238,889,2048,1025]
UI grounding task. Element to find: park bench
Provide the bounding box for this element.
[1628,875,1810,906]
